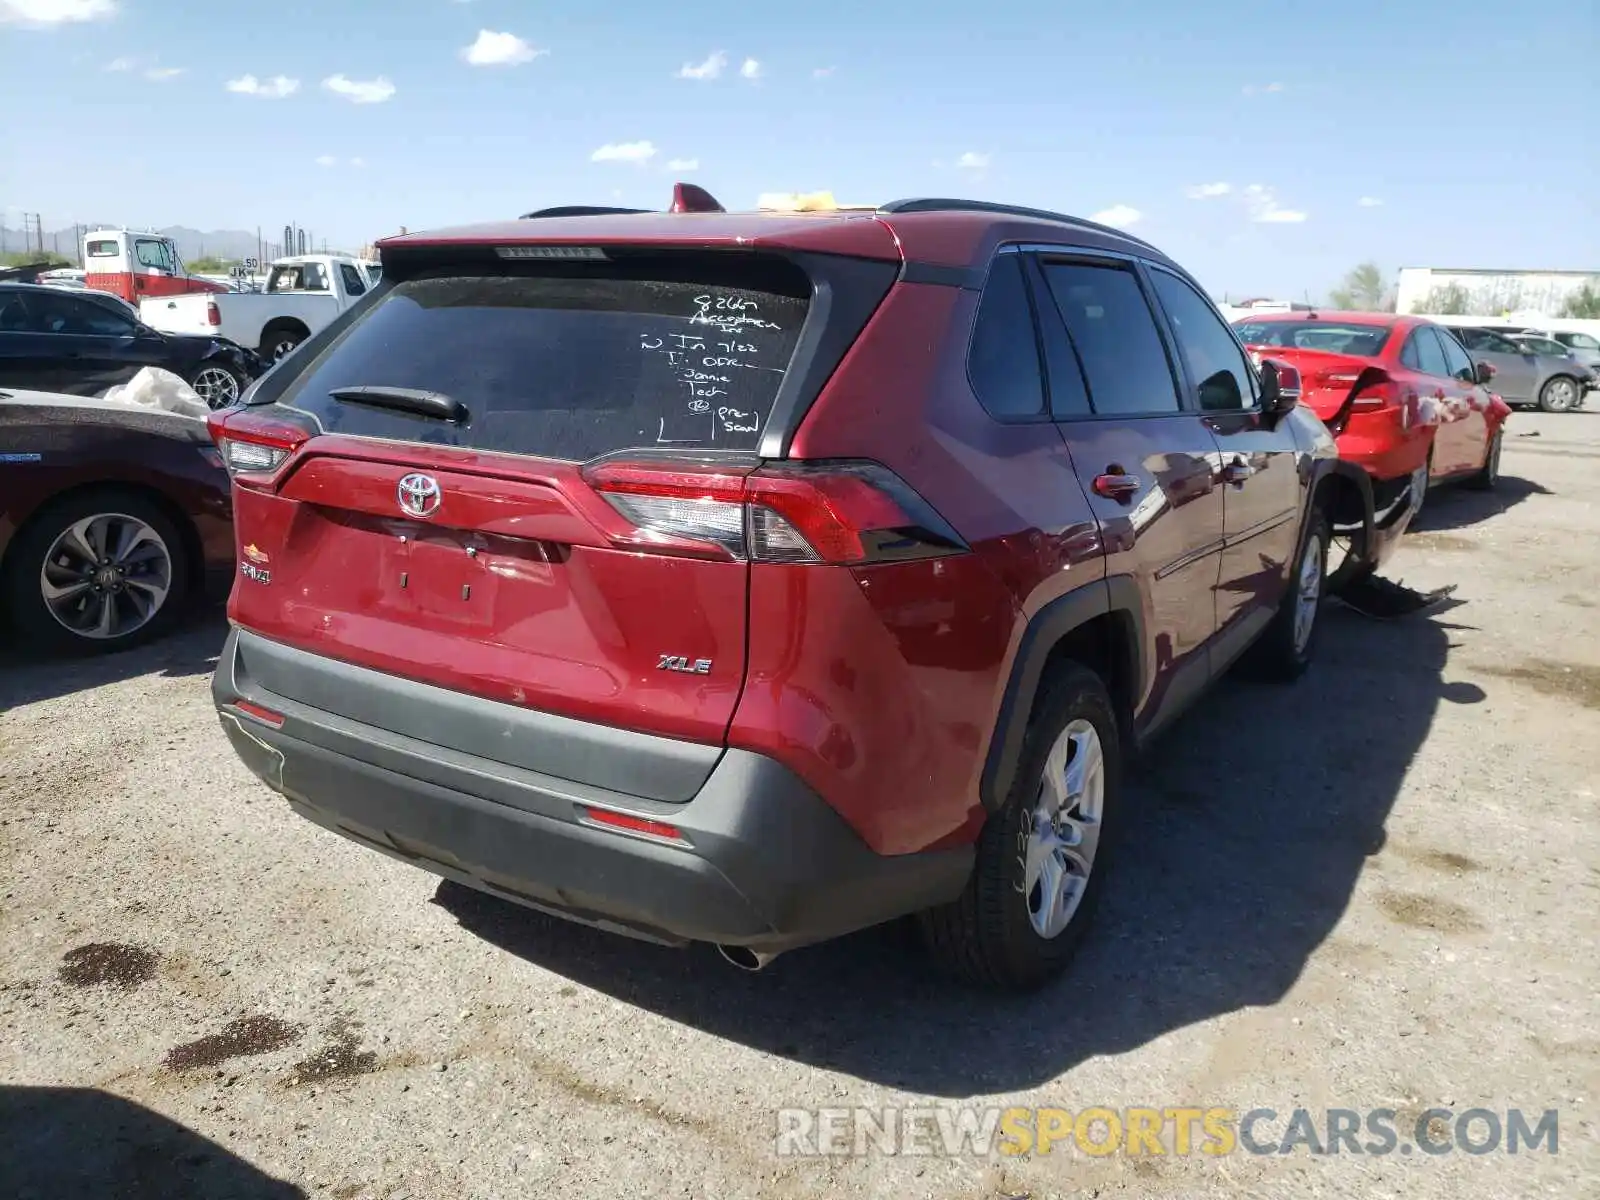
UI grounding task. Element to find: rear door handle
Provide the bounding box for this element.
[1092,470,1141,502]
[1223,457,1253,484]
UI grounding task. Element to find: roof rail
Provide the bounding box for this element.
[519,205,653,219]
[877,198,1161,252]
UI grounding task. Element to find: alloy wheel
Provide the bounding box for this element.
[1292,526,1325,655]
[39,513,173,641]
[190,366,239,409]
[1544,379,1578,412]
[1022,718,1105,940]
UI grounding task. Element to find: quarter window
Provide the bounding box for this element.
[967,254,1045,419]
[1038,261,1180,416]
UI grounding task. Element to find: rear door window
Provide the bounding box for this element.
[1038,260,1180,416]
[278,259,810,461]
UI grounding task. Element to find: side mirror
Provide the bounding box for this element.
[1259,358,1301,416]
[1474,361,1495,385]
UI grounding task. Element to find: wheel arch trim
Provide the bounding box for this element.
[979,577,1145,814]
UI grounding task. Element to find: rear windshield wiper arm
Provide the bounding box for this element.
[328,385,468,423]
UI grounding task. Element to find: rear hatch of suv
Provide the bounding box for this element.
[209,223,904,796]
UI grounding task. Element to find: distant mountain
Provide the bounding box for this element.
[1,224,349,265]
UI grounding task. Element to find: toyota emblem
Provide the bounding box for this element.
[397,473,442,518]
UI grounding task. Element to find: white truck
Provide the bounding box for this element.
[138,253,377,362]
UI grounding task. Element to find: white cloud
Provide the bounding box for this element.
[226,74,300,99]
[1242,183,1307,223]
[1,0,116,26]
[1243,81,1285,96]
[351,156,366,168]
[324,74,396,104]
[144,66,183,81]
[955,151,989,171]
[678,51,727,81]
[1091,204,1143,229]
[1357,196,1383,208]
[462,29,544,66]
[315,154,338,167]
[591,140,658,165]
[666,157,699,172]
[812,66,835,78]
[740,57,761,80]
[1185,181,1231,199]
[104,56,134,71]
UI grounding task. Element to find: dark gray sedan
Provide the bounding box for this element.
[1448,326,1592,412]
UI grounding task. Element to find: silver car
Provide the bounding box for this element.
[1448,326,1592,412]
[1547,329,1600,374]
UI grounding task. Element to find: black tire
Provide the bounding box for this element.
[1410,453,1430,521]
[1,488,192,656]
[260,323,307,362]
[919,663,1122,990]
[1239,508,1329,683]
[1467,427,1503,491]
[1537,376,1581,413]
[188,358,245,410]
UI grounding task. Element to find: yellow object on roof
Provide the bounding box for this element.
[757,191,875,213]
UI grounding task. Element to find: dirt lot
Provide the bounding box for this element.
[3,411,1597,1200]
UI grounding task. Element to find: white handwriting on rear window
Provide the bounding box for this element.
[717,407,758,433]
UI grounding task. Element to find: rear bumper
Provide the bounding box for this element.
[212,629,972,953]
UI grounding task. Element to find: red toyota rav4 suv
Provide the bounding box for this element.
[208,190,1385,989]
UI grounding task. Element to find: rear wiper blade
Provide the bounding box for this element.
[328,385,467,423]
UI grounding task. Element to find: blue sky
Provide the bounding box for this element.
[2,0,1596,298]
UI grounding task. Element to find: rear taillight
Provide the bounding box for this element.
[1351,379,1398,411]
[582,458,967,565]
[206,300,221,327]
[206,409,311,481]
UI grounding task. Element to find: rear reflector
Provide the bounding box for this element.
[582,458,967,565]
[580,806,688,845]
[206,300,221,327]
[234,700,285,728]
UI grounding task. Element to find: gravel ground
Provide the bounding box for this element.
[2,410,1597,1200]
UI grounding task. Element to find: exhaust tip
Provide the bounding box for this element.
[716,944,779,972]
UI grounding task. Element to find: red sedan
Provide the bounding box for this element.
[1233,311,1513,518]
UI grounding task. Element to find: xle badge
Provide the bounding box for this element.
[657,655,712,675]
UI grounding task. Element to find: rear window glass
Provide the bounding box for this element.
[279,262,809,461]
[1233,320,1392,355]
[269,263,329,293]
[86,240,118,258]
